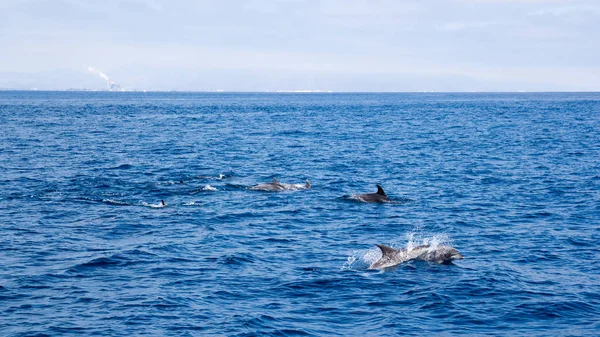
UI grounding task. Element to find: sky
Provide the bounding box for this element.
[0,0,599,91]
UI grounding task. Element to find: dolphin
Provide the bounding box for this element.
[250,178,285,191]
[250,178,311,191]
[369,244,464,269]
[355,185,390,203]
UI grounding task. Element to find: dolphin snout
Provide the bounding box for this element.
[452,253,464,260]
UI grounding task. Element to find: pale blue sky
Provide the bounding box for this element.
[1,0,599,91]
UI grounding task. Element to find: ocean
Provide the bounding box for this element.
[1,91,599,336]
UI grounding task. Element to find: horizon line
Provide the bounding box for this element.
[1,89,599,94]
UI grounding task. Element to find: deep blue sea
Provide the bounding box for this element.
[1,91,599,336]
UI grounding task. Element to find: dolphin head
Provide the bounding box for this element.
[434,247,464,264]
[305,180,311,189]
[449,248,464,261]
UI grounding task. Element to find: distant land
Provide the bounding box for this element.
[1,67,591,93]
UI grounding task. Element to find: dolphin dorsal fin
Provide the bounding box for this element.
[376,185,386,196]
[305,180,311,188]
[376,244,397,257]
[273,178,279,183]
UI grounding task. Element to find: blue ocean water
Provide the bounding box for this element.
[1,91,599,336]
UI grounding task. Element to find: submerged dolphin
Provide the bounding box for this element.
[250,178,310,191]
[355,185,390,203]
[369,244,464,269]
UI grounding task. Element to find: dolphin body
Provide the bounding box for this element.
[369,244,464,269]
[355,185,390,203]
[250,178,311,191]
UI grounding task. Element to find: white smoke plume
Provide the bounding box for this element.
[87,66,110,82]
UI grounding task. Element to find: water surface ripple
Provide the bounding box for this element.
[1,92,599,336]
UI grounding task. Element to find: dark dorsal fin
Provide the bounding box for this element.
[376,244,397,257]
[376,185,386,196]
[272,177,279,183]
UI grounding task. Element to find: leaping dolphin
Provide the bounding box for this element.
[369,244,464,269]
[355,185,390,203]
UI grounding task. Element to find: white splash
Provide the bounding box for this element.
[341,248,381,270]
[196,174,227,180]
[141,201,166,208]
[202,185,217,191]
[406,232,452,250]
[279,183,310,191]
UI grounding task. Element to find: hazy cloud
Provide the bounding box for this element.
[0,0,598,91]
[529,4,600,16]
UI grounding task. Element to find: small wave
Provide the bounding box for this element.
[220,253,256,266]
[158,180,186,185]
[68,249,157,272]
[219,182,258,191]
[196,174,229,180]
[78,256,123,268]
[102,199,131,206]
[109,164,134,170]
[392,197,413,203]
[202,185,217,191]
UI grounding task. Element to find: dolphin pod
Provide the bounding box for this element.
[160,179,464,268]
[369,244,464,269]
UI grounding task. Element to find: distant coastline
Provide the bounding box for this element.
[1,89,599,93]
